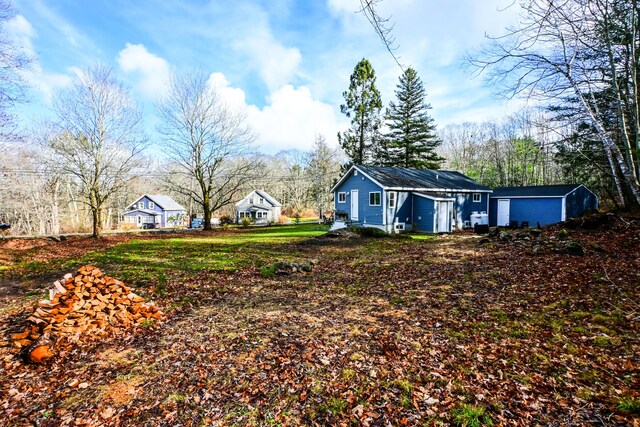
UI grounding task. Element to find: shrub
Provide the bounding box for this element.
[349,226,388,238]
[241,216,251,228]
[277,215,291,224]
[259,264,277,278]
[219,215,234,226]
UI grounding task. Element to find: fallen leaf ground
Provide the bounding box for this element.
[0,221,639,426]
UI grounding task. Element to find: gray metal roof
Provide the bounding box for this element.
[145,194,186,211]
[491,184,582,198]
[356,165,491,192]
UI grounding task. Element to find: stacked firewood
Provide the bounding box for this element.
[4,265,163,363]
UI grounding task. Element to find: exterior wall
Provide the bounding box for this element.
[412,194,435,233]
[489,197,563,226]
[334,170,384,225]
[565,186,598,219]
[123,210,158,225]
[448,192,489,229]
[385,191,412,228]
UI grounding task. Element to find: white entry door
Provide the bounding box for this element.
[497,199,510,226]
[435,201,450,232]
[350,190,359,220]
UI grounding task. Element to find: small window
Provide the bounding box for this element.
[249,197,254,204]
[388,192,396,208]
[149,201,155,209]
[338,192,346,203]
[138,202,144,209]
[259,198,264,204]
[354,170,358,176]
[473,193,481,203]
[369,192,381,206]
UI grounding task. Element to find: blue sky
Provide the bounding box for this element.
[9,0,520,154]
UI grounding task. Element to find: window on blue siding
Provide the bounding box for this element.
[138,202,144,209]
[149,201,155,209]
[369,192,381,206]
[388,192,396,208]
[338,192,346,203]
[473,193,481,202]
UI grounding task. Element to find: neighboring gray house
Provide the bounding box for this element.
[122,194,187,228]
[235,190,281,224]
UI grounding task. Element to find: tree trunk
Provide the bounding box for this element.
[203,193,212,231]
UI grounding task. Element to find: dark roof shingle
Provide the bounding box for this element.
[491,184,582,198]
[357,165,490,191]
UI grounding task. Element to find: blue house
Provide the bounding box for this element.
[122,194,187,228]
[489,184,598,227]
[331,165,492,233]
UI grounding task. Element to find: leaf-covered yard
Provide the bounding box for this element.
[1,221,639,426]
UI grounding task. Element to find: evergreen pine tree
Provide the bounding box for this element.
[338,58,383,165]
[386,67,444,169]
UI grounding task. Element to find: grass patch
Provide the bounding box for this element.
[617,396,640,414]
[451,404,493,427]
[320,397,347,415]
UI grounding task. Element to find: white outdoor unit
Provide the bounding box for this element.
[470,212,489,228]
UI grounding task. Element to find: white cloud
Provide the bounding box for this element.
[247,85,341,153]
[117,43,171,99]
[5,15,36,56]
[204,72,341,153]
[235,30,302,91]
[207,72,248,110]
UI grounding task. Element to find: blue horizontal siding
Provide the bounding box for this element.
[412,195,435,232]
[334,170,384,225]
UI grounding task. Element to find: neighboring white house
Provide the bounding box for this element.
[235,190,282,224]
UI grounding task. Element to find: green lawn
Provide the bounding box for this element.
[82,224,329,286]
[1,224,330,290]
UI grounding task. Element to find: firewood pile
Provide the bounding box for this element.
[3,265,163,363]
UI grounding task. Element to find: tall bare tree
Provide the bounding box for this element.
[0,0,32,136]
[157,71,257,230]
[307,134,341,221]
[47,65,147,237]
[470,0,640,208]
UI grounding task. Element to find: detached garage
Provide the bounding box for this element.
[489,184,598,227]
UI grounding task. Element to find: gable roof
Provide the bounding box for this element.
[236,190,282,207]
[332,165,491,192]
[128,194,186,211]
[122,208,158,216]
[491,184,583,198]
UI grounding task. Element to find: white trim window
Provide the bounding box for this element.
[138,202,144,209]
[338,192,346,203]
[249,197,254,204]
[259,197,264,204]
[369,192,381,206]
[388,192,396,208]
[149,201,155,209]
[473,193,481,203]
